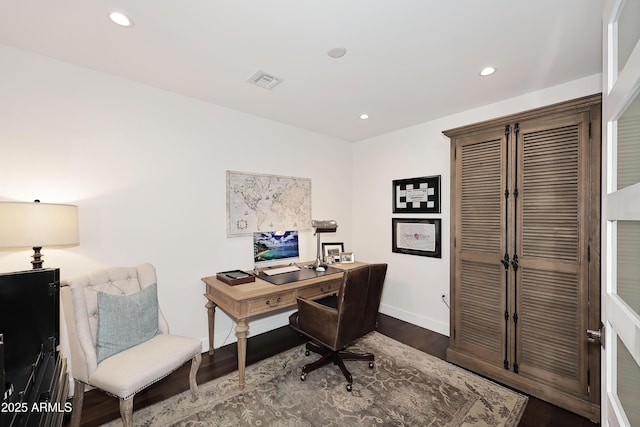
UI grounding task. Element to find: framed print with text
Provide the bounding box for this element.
[392,218,441,258]
[392,175,441,213]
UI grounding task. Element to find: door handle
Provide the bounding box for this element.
[586,323,604,348]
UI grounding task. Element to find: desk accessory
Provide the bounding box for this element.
[216,270,255,286]
[312,220,338,270]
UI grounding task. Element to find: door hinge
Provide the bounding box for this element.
[511,254,519,271]
[501,253,510,270]
[48,281,59,296]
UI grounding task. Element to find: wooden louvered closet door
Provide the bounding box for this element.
[514,113,591,396]
[444,94,601,421]
[451,128,507,368]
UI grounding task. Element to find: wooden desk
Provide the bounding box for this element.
[202,262,364,389]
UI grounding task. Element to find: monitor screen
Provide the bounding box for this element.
[253,230,300,268]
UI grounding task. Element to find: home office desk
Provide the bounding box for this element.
[201,262,365,389]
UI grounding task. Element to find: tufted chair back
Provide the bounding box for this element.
[61,263,202,427]
[61,263,169,383]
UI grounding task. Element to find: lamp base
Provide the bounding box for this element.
[31,246,43,269]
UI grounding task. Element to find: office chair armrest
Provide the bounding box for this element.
[296,297,338,348]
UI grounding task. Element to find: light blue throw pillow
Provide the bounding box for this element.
[96,283,160,363]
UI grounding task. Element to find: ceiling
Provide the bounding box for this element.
[0,1,604,142]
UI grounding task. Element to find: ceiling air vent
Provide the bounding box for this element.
[248,70,282,90]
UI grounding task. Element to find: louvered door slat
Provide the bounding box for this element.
[520,268,580,382]
[460,260,503,353]
[460,137,503,253]
[520,123,580,261]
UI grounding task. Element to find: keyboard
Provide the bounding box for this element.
[263,265,301,276]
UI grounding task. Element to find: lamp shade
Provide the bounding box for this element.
[312,220,338,233]
[0,201,79,248]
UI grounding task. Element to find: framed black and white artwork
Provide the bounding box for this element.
[392,175,441,214]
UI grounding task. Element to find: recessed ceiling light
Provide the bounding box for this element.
[480,66,496,76]
[360,114,369,120]
[108,11,134,27]
[327,47,347,59]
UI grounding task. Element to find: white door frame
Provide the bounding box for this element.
[601,1,640,426]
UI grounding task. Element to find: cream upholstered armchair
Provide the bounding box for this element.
[60,263,202,427]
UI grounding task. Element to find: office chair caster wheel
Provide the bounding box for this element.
[369,361,374,369]
[301,373,306,381]
[346,383,352,392]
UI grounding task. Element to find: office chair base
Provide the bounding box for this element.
[301,342,375,391]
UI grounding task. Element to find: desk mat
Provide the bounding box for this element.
[258,266,343,285]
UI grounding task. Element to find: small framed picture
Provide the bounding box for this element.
[322,242,344,263]
[340,252,355,263]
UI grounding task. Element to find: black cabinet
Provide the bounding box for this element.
[0,269,68,427]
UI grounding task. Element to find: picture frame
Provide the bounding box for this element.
[322,242,344,263]
[339,252,355,263]
[392,175,441,214]
[392,218,441,258]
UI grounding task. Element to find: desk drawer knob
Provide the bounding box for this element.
[266,297,281,307]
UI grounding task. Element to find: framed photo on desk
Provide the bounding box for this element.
[322,242,344,263]
[340,252,355,263]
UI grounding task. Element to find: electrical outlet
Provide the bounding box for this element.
[441,293,449,307]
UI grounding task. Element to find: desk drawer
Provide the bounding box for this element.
[298,278,342,300]
[248,292,296,315]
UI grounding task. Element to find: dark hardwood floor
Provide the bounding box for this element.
[69,314,597,426]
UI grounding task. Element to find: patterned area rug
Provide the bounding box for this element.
[102,332,527,426]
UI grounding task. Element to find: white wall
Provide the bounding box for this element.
[0,45,354,349]
[352,74,602,336]
[0,43,604,348]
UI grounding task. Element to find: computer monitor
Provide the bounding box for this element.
[253,230,300,269]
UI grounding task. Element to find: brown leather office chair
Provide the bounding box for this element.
[288,263,388,391]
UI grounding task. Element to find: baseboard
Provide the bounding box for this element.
[206,304,450,351]
[379,303,449,336]
[209,309,296,350]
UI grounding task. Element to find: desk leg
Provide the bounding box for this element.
[235,320,249,390]
[205,300,216,355]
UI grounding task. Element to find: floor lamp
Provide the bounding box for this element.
[0,200,79,269]
[312,220,337,270]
